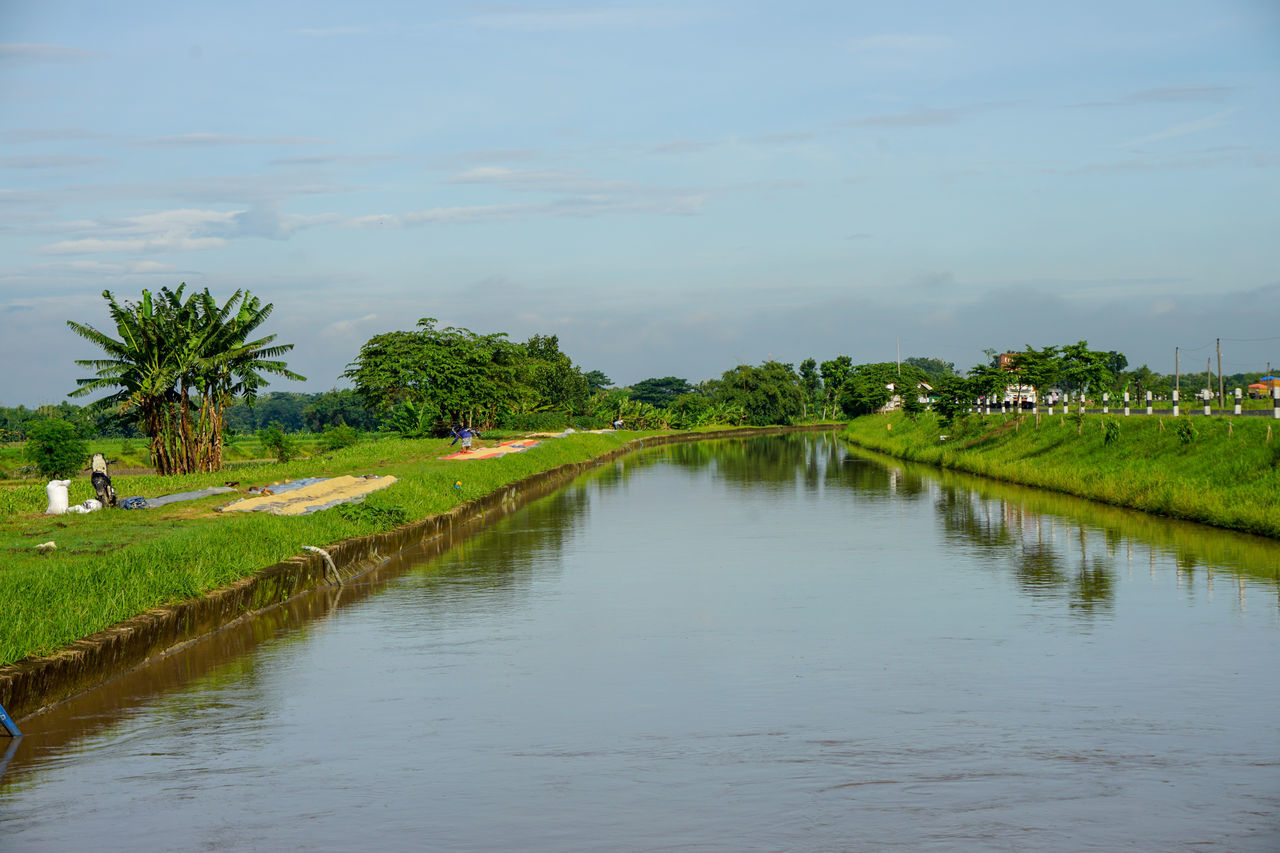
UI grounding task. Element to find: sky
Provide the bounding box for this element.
[2,1,1278,407]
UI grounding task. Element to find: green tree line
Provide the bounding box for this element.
[13,286,1277,474]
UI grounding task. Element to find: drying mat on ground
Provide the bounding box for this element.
[118,486,237,509]
[440,439,541,461]
[220,475,398,515]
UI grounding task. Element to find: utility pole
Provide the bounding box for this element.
[1217,338,1224,410]
[896,337,900,377]
[1175,346,1180,396]
[1207,358,1212,412]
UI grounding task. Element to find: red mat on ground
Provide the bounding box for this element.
[440,440,541,460]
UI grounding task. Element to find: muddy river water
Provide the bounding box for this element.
[2,434,1278,851]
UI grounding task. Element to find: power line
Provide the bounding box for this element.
[1220,334,1280,343]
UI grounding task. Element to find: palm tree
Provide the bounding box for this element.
[68,289,185,474]
[68,286,303,474]
[191,290,305,471]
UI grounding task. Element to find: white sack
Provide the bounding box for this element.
[45,479,71,515]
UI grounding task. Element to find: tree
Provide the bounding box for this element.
[965,361,1009,406]
[1105,350,1128,378]
[24,419,89,479]
[838,362,926,417]
[302,389,379,432]
[628,376,694,409]
[520,334,590,415]
[67,286,302,475]
[712,362,805,426]
[1058,340,1112,398]
[931,375,974,425]
[668,393,711,429]
[903,356,957,381]
[798,358,821,418]
[1009,345,1060,402]
[818,356,852,418]
[344,318,522,431]
[583,370,613,394]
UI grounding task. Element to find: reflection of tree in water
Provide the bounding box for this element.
[843,443,1280,587]
[935,486,1017,550]
[1012,543,1069,595]
[1071,556,1114,613]
[663,434,840,495]
[408,486,594,607]
[831,453,930,503]
[932,484,1116,614]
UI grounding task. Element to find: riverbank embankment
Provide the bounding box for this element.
[841,411,1280,539]
[1,425,835,720]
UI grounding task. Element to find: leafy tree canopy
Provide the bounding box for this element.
[344,318,522,430]
[712,361,805,426]
[583,370,613,394]
[902,356,957,380]
[628,376,695,409]
[1057,340,1113,396]
[837,362,927,417]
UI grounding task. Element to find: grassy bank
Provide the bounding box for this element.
[842,411,1280,539]
[1,430,640,666]
[0,432,350,480]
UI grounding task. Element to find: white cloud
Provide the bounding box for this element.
[0,155,110,170]
[448,165,633,194]
[1118,108,1241,147]
[0,128,112,144]
[40,236,228,255]
[32,206,335,254]
[467,8,695,31]
[132,134,331,147]
[345,194,705,229]
[0,43,96,61]
[27,260,177,275]
[323,313,378,336]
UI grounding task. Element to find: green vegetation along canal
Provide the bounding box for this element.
[2,434,1278,850]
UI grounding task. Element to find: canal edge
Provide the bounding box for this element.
[0,425,838,722]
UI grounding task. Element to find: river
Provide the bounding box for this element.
[2,434,1278,851]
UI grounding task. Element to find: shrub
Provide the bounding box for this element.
[335,502,408,527]
[23,419,89,479]
[256,423,299,463]
[319,424,361,451]
[1102,418,1120,446]
[1174,419,1198,445]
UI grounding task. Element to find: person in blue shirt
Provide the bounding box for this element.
[450,425,481,453]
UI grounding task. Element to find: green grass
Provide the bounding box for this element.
[0,433,359,480]
[0,430,638,665]
[842,411,1280,538]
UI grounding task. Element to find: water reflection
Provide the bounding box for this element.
[833,442,1280,617]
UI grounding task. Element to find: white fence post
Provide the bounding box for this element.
[1146,391,1152,416]
[1173,389,1179,417]
[1103,392,1109,414]
[1124,391,1130,417]
[1234,388,1242,416]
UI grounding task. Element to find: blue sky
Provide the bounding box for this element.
[2,1,1278,406]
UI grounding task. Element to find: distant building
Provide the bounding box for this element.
[879,381,937,413]
[998,353,1036,406]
